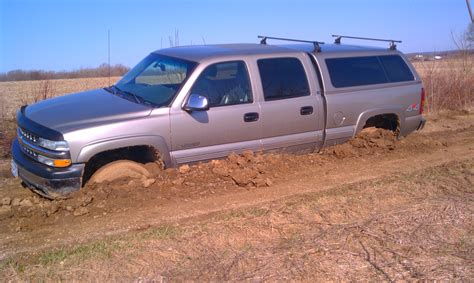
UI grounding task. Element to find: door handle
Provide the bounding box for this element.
[300,106,314,115]
[244,112,259,122]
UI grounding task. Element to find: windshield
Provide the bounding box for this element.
[114,54,197,107]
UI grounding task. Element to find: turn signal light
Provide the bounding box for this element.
[53,159,72,168]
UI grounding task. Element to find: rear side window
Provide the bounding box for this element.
[379,55,414,82]
[325,56,388,88]
[257,58,310,101]
[326,55,415,88]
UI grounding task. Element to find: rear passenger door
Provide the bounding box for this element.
[256,55,325,152]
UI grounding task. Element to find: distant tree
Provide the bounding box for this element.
[466,23,474,48]
[0,64,130,82]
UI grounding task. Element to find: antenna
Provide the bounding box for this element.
[108,30,111,87]
[467,0,474,22]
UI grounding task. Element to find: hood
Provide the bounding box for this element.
[25,88,153,133]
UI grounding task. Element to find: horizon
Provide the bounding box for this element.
[1,0,472,73]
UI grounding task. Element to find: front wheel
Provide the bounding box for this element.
[89,160,151,184]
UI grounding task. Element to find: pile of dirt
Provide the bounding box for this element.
[0,193,96,232]
[324,128,398,158]
[96,150,273,189]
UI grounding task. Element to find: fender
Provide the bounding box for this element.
[354,107,405,137]
[76,135,172,167]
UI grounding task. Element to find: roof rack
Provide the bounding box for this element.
[258,35,324,52]
[332,35,402,50]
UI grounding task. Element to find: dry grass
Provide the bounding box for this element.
[20,80,56,105]
[413,55,474,112]
[0,77,120,157]
[0,76,120,119]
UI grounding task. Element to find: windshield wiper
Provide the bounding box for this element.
[113,85,141,104]
[104,85,121,96]
[109,85,157,106]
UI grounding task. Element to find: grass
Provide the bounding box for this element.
[0,258,27,274]
[0,224,180,275]
[140,225,181,240]
[38,241,120,266]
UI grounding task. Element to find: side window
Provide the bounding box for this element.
[191,61,252,107]
[257,57,310,101]
[379,55,414,82]
[326,56,388,88]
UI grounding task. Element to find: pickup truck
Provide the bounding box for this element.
[11,35,426,198]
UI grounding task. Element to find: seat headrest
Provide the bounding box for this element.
[205,65,218,78]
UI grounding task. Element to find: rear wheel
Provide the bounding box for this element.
[89,160,151,184]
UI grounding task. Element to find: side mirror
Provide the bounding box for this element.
[183,94,210,112]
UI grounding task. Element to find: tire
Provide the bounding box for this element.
[89,160,151,184]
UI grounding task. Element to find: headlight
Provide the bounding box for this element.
[38,138,70,151]
[37,155,71,168]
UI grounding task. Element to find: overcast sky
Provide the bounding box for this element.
[0,0,471,72]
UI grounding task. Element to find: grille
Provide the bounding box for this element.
[21,144,39,159]
[18,128,40,161]
[17,127,70,164]
[19,128,39,143]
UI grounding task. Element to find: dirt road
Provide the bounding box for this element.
[0,112,473,280]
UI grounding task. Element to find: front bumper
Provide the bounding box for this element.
[12,139,84,199]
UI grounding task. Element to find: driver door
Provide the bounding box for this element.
[169,60,261,164]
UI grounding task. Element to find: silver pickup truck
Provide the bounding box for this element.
[11,35,426,198]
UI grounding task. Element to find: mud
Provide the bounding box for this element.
[0,127,445,233]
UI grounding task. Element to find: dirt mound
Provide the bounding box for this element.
[324,127,398,158]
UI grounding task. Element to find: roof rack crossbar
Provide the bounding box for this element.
[258,35,324,52]
[332,35,402,50]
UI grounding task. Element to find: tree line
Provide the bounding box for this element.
[0,63,130,82]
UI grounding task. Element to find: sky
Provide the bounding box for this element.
[0,0,472,72]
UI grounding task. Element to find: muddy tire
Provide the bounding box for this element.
[89,160,151,184]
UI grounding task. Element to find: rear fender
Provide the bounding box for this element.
[354,107,404,137]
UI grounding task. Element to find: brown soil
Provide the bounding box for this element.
[0,128,404,234]
[0,111,473,280]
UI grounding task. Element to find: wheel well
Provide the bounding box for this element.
[363,114,400,133]
[82,145,161,185]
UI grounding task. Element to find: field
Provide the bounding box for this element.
[411,56,473,112]
[0,76,121,118]
[0,61,473,280]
